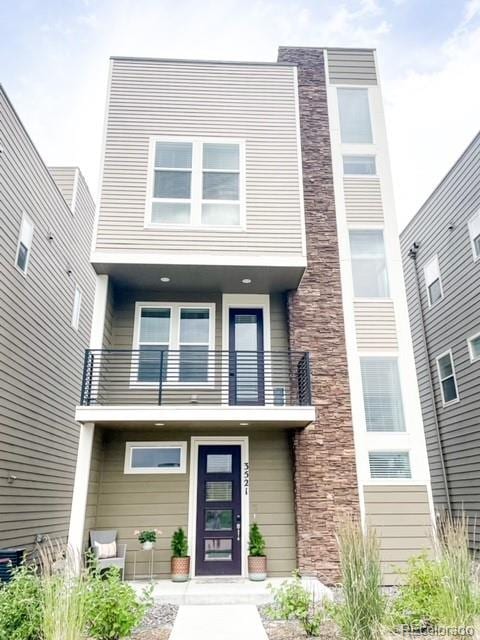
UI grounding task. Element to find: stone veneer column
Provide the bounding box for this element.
[278,46,359,583]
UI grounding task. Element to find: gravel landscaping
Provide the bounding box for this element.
[131,603,179,640]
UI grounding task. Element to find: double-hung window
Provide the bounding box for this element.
[148,138,243,227]
[360,357,405,432]
[133,303,215,385]
[468,210,480,260]
[337,88,373,144]
[436,350,459,405]
[16,214,34,274]
[424,255,443,306]
[349,230,389,297]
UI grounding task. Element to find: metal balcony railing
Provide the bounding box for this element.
[80,349,312,407]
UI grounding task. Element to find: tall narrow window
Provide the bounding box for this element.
[71,287,82,330]
[137,308,171,382]
[151,141,192,224]
[337,88,373,144]
[468,210,480,260]
[16,214,34,274]
[349,230,389,297]
[424,255,443,306]
[369,451,412,479]
[468,333,480,362]
[360,357,405,432]
[202,143,240,226]
[179,308,211,382]
[436,350,459,405]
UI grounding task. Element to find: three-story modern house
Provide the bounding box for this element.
[0,86,96,552]
[68,47,435,584]
[401,132,480,550]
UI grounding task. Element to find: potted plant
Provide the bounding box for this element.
[171,528,190,582]
[135,529,161,551]
[248,523,267,581]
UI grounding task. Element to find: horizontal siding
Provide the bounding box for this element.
[364,485,433,584]
[95,59,304,256]
[87,428,295,579]
[0,88,96,548]
[344,178,384,224]
[327,49,377,85]
[48,166,76,208]
[400,133,480,549]
[354,300,398,349]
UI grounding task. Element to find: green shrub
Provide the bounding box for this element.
[85,567,152,640]
[248,523,266,557]
[0,564,43,640]
[331,519,386,640]
[171,528,188,557]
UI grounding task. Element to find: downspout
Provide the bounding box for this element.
[408,242,452,516]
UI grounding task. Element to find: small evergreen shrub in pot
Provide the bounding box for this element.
[171,528,190,582]
[248,523,267,581]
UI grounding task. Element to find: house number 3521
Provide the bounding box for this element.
[243,462,249,495]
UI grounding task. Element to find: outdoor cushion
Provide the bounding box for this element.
[93,540,117,559]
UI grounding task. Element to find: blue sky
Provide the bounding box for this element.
[1,0,480,228]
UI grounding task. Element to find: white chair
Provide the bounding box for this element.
[89,529,126,580]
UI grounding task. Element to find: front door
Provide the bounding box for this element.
[195,445,242,576]
[228,308,265,405]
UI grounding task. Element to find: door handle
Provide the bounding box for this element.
[236,522,241,541]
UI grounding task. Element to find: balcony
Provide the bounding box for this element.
[76,349,314,427]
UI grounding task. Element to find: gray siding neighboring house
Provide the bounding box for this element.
[0,86,96,549]
[401,132,480,549]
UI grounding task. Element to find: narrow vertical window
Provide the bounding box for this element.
[424,255,443,306]
[71,287,82,330]
[151,141,192,224]
[337,88,373,144]
[16,214,34,274]
[468,210,480,260]
[360,357,405,432]
[436,351,459,405]
[137,308,171,382]
[201,143,240,225]
[179,308,211,382]
[349,230,389,297]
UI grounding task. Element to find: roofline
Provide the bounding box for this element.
[110,55,296,67]
[279,45,376,52]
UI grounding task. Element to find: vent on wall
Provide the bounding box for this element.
[368,451,411,479]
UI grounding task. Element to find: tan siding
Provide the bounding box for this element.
[364,485,434,584]
[354,300,398,349]
[327,49,377,85]
[344,178,384,225]
[95,58,304,257]
[87,428,295,579]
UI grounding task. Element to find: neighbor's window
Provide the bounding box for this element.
[124,442,187,474]
[360,357,405,432]
[71,287,82,331]
[343,155,376,175]
[424,255,443,306]
[349,230,389,297]
[337,88,373,144]
[16,214,34,274]
[468,210,480,260]
[133,303,215,384]
[149,138,242,227]
[468,333,480,361]
[369,451,412,479]
[436,350,459,405]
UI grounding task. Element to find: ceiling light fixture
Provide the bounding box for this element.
[240,422,249,426]
[160,277,170,283]
[154,422,165,426]
[241,278,252,284]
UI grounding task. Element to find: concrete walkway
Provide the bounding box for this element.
[169,604,268,640]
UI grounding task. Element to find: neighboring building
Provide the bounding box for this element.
[401,133,480,550]
[68,47,434,584]
[0,86,96,550]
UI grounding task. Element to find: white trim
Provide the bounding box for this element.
[70,167,80,215]
[423,254,444,307]
[292,66,307,259]
[467,208,480,262]
[144,136,246,230]
[15,212,34,276]
[71,286,82,331]
[467,331,480,362]
[90,275,109,349]
[68,422,95,556]
[90,250,307,269]
[124,441,187,474]
[187,436,249,578]
[436,349,460,406]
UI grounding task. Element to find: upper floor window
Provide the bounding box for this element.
[424,255,443,306]
[468,209,480,261]
[71,286,82,331]
[468,332,480,362]
[349,230,389,298]
[16,213,34,274]
[343,155,376,176]
[436,350,459,405]
[148,138,243,228]
[360,357,405,432]
[337,88,373,144]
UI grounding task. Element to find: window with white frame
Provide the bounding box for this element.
[369,451,412,479]
[424,255,443,306]
[360,357,405,432]
[436,350,459,405]
[124,441,187,474]
[133,303,215,384]
[337,88,373,144]
[349,230,389,297]
[468,210,480,260]
[468,333,480,361]
[148,138,242,227]
[16,214,34,274]
[71,286,82,330]
[343,155,376,176]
